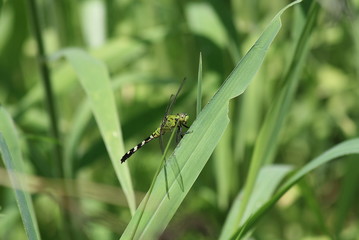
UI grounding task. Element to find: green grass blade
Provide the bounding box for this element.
[235,1,318,228]
[233,138,359,239]
[299,179,332,237]
[334,157,359,236]
[16,37,146,118]
[186,2,228,48]
[214,126,233,210]
[196,52,203,116]
[0,106,41,240]
[219,164,293,240]
[63,100,92,178]
[120,1,301,239]
[62,75,169,178]
[53,49,136,215]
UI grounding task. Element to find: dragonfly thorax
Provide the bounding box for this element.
[150,113,189,138]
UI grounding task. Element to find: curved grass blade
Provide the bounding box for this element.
[219,164,293,240]
[231,138,359,239]
[53,49,136,215]
[120,1,302,239]
[63,100,92,178]
[0,106,41,240]
[17,37,147,118]
[235,1,319,231]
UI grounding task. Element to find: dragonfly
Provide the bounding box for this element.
[120,78,190,193]
[120,113,189,163]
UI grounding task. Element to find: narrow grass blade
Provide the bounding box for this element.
[235,1,318,228]
[17,37,146,117]
[334,157,359,236]
[232,138,359,239]
[121,1,301,239]
[219,164,293,240]
[197,52,202,116]
[214,126,233,210]
[299,179,332,237]
[53,49,136,215]
[63,100,92,178]
[0,106,41,240]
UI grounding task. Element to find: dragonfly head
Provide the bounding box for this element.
[177,113,189,123]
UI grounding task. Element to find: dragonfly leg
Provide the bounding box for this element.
[180,131,192,138]
[176,126,182,144]
[178,125,192,139]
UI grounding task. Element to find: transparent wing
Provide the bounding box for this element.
[159,94,175,154]
[159,95,174,198]
[159,78,187,197]
[170,126,185,191]
[161,121,185,194]
[163,78,186,118]
[169,155,185,192]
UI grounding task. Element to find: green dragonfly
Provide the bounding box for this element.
[120,113,189,163]
[120,78,189,193]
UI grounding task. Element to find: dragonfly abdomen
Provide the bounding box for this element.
[121,134,156,163]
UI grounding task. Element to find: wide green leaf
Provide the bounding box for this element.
[53,49,136,215]
[233,138,359,239]
[121,1,301,239]
[186,2,228,48]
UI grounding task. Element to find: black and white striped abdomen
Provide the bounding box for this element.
[120,135,155,163]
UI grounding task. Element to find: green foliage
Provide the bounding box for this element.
[1,0,359,240]
[0,108,41,240]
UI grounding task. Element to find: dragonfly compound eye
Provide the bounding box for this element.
[178,113,188,121]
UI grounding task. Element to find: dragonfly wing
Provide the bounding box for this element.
[172,126,185,191]
[159,78,187,197]
[169,155,185,192]
[163,161,170,198]
[163,78,186,118]
[159,94,175,153]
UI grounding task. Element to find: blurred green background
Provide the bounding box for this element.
[1,0,359,239]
